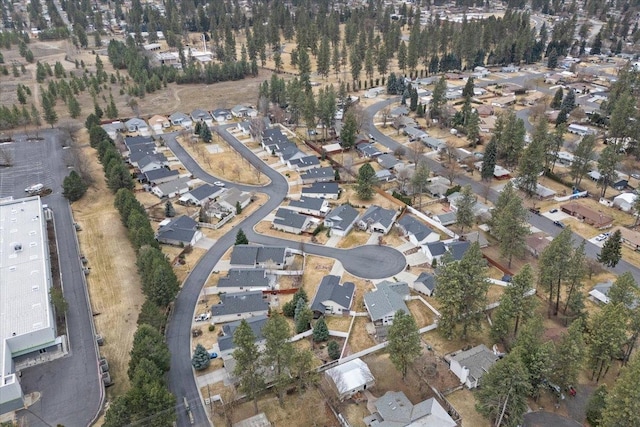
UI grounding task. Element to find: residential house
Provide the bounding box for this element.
[448,191,491,217]
[125,117,149,134]
[435,212,457,226]
[363,281,410,325]
[217,315,268,356]
[301,182,340,199]
[143,168,180,185]
[148,115,170,132]
[123,135,155,157]
[426,177,451,198]
[272,208,313,234]
[137,153,169,173]
[357,142,383,158]
[289,155,320,172]
[230,245,289,269]
[151,176,191,198]
[169,112,193,129]
[588,281,613,305]
[236,121,251,135]
[448,344,498,389]
[560,202,614,229]
[526,232,552,258]
[178,184,225,206]
[218,188,252,212]
[613,179,629,191]
[101,121,125,139]
[413,272,436,297]
[287,197,329,217]
[476,104,494,117]
[155,215,203,246]
[363,391,456,427]
[378,153,401,170]
[325,204,359,236]
[555,151,575,166]
[491,95,516,108]
[216,269,271,294]
[128,144,158,165]
[309,275,355,316]
[462,231,489,248]
[261,128,290,147]
[212,108,232,123]
[610,226,640,251]
[300,167,335,184]
[231,105,258,118]
[568,124,596,136]
[397,215,440,245]
[375,169,394,182]
[390,105,409,118]
[404,126,427,141]
[210,291,269,324]
[357,205,398,234]
[423,240,471,264]
[190,108,213,126]
[325,358,375,401]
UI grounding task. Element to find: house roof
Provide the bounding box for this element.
[211,291,269,318]
[414,272,436,293]
[448,192,490,216]
[191,108,212,120]
[359,205,397,230]
[378,153,401,169]
[124,135,154,148]
[436,212,457,226]
[262,128,289,145]
[144,168,180,183]
[446,240,471,261]
[169,112,191,122]
[219,187,251,207]
[364,281,410,322]
[326,204,359,231]
[138,153,167,169]
[212,108,231,117]
[302,182,340,196]
[300,166,334,181]
[310,275,355,313]
[156,215,198,244]
[613,192,637,204]
[129,144,157,163]
[375,169,394,181]
[125,117,148,128]
[560,202,613,228]
[188,184,222,202]
[232,412,271,427]
[424,241,446,257]
[154,176,191,194]
[273,208,310,230]
[462,231,488,247]
[450,344,498,384]
[372,391,456,427]
[290,155,320,168]
[288,197,326,212]
[325,358,374,396]
[230,245,287,266]
[218,269,269,290]
[397,215,434,242]
[526,232,552,253]
[358,143,383,157]
[148,115,169,125]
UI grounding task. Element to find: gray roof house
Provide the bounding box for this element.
[422,241,447,264]
[124,135,154,150]
[169,112,193,128]
[325,204,360,236]
[357,206,398,234]
[102,121,125,139]
[301,182,340,199]
[137,153,169,173]
[300,167,335,184]
[151,176,191,199]
[125,117,149,133]
[156,215,203,246]
[217,315,268,355]
[425,240,472,264]
[272,208,313,234]
[448,191,491,217]
[190,108,213,125]
[310,275,355,316]
[377,153,401,170]
[589,281,613,304]
[231,105,258,118]
[212,108,232,123]
[287,197,330,217]
[143,168,180,185]
[413,272,436,297]
[210,291,269,324]
[363,281,410,325]
[357,143,383,158]
[289,155,321,171]
[435,211,457,226]
[230,245,289,269]
[218,188,252,211]
[178,184,225,206]
[364,391,456,427]
[215,269,271,294]
[375,169,395,182]
[448,344,498,389]
[397,215,440,245]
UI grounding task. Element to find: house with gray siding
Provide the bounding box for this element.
[325,204,359,236]
[357,205,398,234]
[211,291,269,324]
[363,281,410,325]
[310,275,355,316]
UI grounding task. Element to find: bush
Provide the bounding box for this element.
[208,324,215,332]
[191,344,211,371]
[328,340,340,360]
[312,224,326,236]
[392,191,412,205]
[62,170,88,202]
[445,185,462,196]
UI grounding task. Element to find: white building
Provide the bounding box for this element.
[1,197,58,414]
[325,358,375,401]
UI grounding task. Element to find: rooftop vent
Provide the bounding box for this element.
[14,243,23,252]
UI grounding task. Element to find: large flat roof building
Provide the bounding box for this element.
[1,196,57,414]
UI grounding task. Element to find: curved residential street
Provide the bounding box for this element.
[165,126,405,426]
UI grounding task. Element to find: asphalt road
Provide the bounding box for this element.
[165,126,406,426]
[1,131,103,427]
[523,411,582,427]
[362,98,640,283]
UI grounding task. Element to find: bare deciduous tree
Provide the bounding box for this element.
[393,146,406,159]
[218,161,226,175]
[351,104,367,133]
[409,141,425,164]
[397,166,411,193]
[380,106,391,128]
[249,118,266,141]
[233,164,241,180]
[0,147,14,167]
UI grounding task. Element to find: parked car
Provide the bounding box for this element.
[214,181,225,187]
[553,220,566,228]
[549,208,558,213]
[595,233,608,242]
[209,352,218,359]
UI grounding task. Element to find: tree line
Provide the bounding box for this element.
[87,123,178,425]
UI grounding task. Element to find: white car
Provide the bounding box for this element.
[214,181,225,187]
[595,233,609,242]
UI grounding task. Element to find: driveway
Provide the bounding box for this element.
[165,125,406,426]
[1,131,103,427]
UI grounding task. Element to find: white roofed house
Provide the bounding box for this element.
[324,204,360,236]
[309,275,355,317]
[231,105,258,118]
[613,192,637,212]
[356,205,399,234]
[363,281,410,325]
[325,358,375,401]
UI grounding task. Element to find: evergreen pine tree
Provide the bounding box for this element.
[597,230,622,267]
[235,229,249,245]
[191,343,211,371]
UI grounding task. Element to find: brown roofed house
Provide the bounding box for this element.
[526,232,552,257]
[610,226,640,251]
[560,202,614,229]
